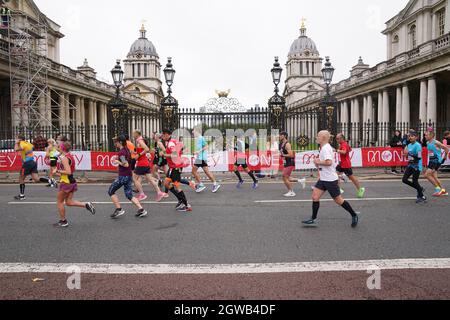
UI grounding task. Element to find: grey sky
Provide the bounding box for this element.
[35,0,407,109]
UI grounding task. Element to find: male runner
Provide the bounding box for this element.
[335,133,365,198]
[109,136,147,219]
[233,134,258,189]
[132,130,167,202]
[424,131,449,197]
[402,130,427,203]
[14,135,47,200]
[279,132,305,197]
[302,130,360,228]
[162,129,192,212]
[192,127,221,193]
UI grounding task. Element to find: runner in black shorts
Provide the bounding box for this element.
[233,134,258,189]
[14,135,47,201]
[302,131,360,228]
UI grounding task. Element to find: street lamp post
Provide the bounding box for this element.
[268,56,286,132]
[319,56,338,139]
[107,59,128,150]
[161,57,179,131]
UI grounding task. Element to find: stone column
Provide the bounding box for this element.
[377,91,383,144]
[58,92,65,127]
[362,96,368,124]
[341,101,349,124]
[427,76,437,126]
[419,79,427,123]
[401,83,410,125]
[74,96,82,147]
[382,89,390,146]
[79,97,86,126]
[396,86,402,125]
[382,89,390,123]
[64,93,71,126]
[367,94,374,144]
[38,91,49,127]
[354,97,360,143]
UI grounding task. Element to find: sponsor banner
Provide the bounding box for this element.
[90,152,119,171]
[227,151,282,172]
[183,151,229,173]
[361,147,407,167]
[295,149,363,170]
[0,151,91,172]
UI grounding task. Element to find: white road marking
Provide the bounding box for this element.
[255,197,417,203]
[0,259,449,275]
[7,201,178,205]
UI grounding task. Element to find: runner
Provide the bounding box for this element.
[279,132,305,197]
[192,127,221,193]
[14,135,47,201]
[424,131,449,197]
[402,130,427,204]
[233,134,258,189]
[151,132,168,187]
[162,129,192,212]
[54,141,95,228]
[45,138,59,188]
[302,130,360,228]
[335,133,365,198]
[132,130,167,202]
[109,136,148,219]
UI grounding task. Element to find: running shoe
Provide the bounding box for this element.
[53,220,69,228]
[357,187,366,199]
[236,181,244,189]
[432,189,442,197]
[351,213,360,228]
[175,201,184,210]
[14,195,26,201]
[302,219,318,227]
[177,204,193,212]
[155,192,166,202]
[135,209,148,218]
[111,208,125,219]
[196,184,207,193]
[137,193,147,201]
[163,193,170,198]
[416,196,427,204]
[283,191,296,197]
[340,174,348,183]
[85,202,96,215]
[299,178,306,190]
[340,188,345,195]
[439,189,448,196]
[189,181,197,191]
[252,182,259,190]
[212,184,221,193]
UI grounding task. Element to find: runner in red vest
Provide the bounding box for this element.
[162,129,192,212]
[132,130,167,203]
[336,133,365,198]
[54,141,95,228]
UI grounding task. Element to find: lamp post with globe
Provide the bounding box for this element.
[268,56,286,132]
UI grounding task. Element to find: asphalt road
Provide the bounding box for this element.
[0,178,449,299]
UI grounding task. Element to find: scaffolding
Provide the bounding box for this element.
[3,7,75,131]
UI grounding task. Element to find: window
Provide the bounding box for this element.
[137,63,141,77]
[144,64,148,77]
[306,61,310,75]
[311,62,315,75]
[392,35,399,56]
[409,24,417,49]
[300,62,303,75]
[132,64,135,77]
[437,8,446,37]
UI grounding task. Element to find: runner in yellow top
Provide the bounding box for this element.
[14,134,47,201]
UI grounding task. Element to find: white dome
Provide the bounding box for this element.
[128,26,158,58]
[289,26,319,56]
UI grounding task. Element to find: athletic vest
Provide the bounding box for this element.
[280,142,295,167]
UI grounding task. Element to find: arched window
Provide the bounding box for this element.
[409,24,417,49]
[392,35,399,56]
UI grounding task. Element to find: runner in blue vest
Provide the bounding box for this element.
[424,130,449,197]
[402,131,426,204]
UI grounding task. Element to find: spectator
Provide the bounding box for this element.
[443,131,450,146]
[32,131,47,151]
[389,130,403,175]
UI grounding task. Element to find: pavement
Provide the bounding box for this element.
[0,179,449,300]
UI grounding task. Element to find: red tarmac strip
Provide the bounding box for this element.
[1,269,449,300]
